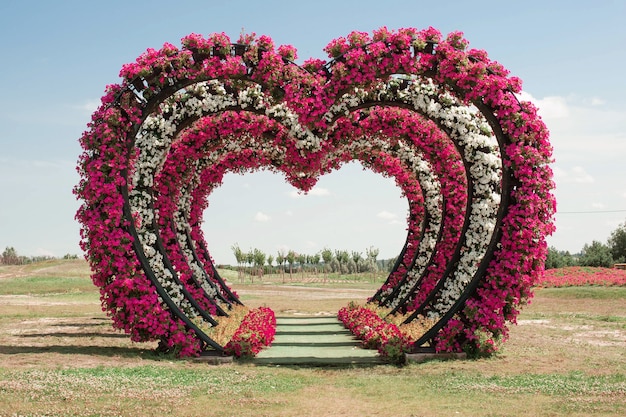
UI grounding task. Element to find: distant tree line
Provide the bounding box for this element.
[229,243,388,280]
[546,219,626,269]
[0,247,79,265]
[5,219,624,270]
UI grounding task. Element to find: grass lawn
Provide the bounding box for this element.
[0,260,624,416]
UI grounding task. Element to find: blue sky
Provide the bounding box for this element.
[1,0,625,264]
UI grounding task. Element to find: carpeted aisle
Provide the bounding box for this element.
[254,316,382,366]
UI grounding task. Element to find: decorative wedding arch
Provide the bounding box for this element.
[75,27,555,358]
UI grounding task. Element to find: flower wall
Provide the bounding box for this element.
[75,27,555,357]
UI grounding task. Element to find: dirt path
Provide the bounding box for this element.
[0,265,27,279]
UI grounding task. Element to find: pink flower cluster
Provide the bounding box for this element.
[223,307,276,358]
[338,304,408,363]
[75,27,555,357]
[540,266,626,287]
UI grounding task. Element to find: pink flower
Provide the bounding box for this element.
[76,28,555,358]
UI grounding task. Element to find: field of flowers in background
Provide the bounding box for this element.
[540,266,626,287]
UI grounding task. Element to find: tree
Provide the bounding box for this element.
[347,258,357,274]
[309,252,321,276]
[335,250,350,274]
[296,253,307,277]
[321,247,333,276]
[607,220,626,263]
[351,251,363,273]
[545,246,577,269]
[578,240,613,268]
[245,249,254,273]
[231,243,244,282]
[286,250,297,280]
[276,249,286,283]
[253,248,266,279]
[364,246,380,276]
[266,254,274,274]
[365,246,379,263]
[1,247,20,265]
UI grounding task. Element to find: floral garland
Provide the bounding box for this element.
[75,27,555,357]
[324,79,501,315]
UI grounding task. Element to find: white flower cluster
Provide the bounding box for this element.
[323,76,503,317]
[325,88,366,121]
[172,211,219,302]
[334,136,443,310]
[265,103,320,151]
[128,77,320,325]
[407,81,502,317]
[127,72,503,325]
[146,247,195,316]
[129,80,250,324]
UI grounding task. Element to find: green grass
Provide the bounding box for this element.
[538,286,626,299]
[0,275,95,295]
[336,367,625,412]
[438,371,625,395]
[0,260,624,416]
[58,365,314,393]
[1,365,623,416]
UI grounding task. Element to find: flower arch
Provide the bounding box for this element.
[75,27,555,357]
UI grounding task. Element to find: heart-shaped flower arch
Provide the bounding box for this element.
[75,27,555,357]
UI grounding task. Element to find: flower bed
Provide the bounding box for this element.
[223,306,276,358]
[540,266,626,287]
[338,303,435,363]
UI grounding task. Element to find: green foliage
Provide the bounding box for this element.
[1,246,19,264]
[231,243,244,264]
[608,220,626,263]
[545,246,577,269]
[578,240,613,267]
[253,248,265,268]
[320,247,333,264]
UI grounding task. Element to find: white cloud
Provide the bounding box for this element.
[285,210,293,216]
[35,248,56,257]
[536,96,570,119]
[591,202,606,209]
[377,210,397,220]
[309,187,330,196]
[276,244,290,255]
[377,211,404,225]
[517,91,569,119]
[571,166,595,184]
[553,166,594,184]
[520,92,625,157]
[74,100,100,114]
[289,186,330,198]
[254,212,270,222]
[591,97,605,106]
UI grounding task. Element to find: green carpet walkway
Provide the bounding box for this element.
[254,316,383,366]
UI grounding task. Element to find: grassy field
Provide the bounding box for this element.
[0,259,624,416]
